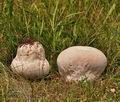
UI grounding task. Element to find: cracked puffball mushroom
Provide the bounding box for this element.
[57,46,107,82]
[10,38,50,80]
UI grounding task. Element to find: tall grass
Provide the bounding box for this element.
[0,0,120,101]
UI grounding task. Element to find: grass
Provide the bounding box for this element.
[0,0,120,101]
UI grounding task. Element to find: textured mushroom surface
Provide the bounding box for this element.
[57,46,107,82]
[11,40,50,80]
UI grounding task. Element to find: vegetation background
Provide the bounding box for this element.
[0,0,120,101]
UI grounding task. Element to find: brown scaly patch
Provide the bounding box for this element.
[20,37,35,47]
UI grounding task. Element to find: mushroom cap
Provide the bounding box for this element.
[17,42,45,60]
[57,46,107,82]
[10,41,50,80]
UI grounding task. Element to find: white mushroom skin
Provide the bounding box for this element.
[11,42,50,79]
[57,46,107,82]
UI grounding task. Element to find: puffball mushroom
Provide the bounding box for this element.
[57,46,107,82]
[10,38,50,80]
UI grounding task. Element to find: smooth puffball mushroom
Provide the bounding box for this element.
[57,46,107,82]
[10,38,50,80]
